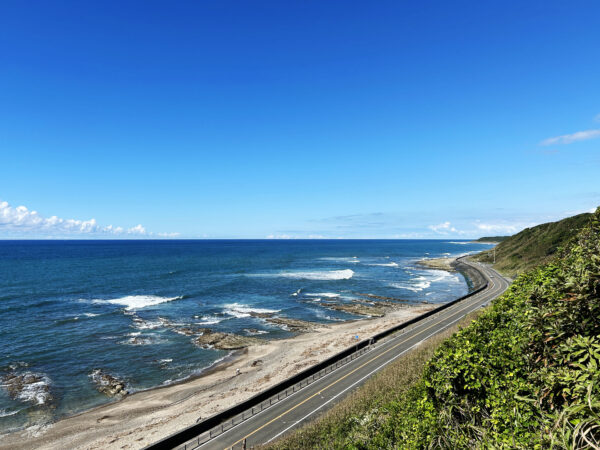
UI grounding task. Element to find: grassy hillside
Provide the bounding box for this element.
[473,212,592,277]
[268,207,600,449]
[475,236,509,243]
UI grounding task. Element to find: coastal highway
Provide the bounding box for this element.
[178,261,510,450]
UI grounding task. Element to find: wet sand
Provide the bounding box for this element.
[0,305,434,450]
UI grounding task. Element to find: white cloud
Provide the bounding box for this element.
[428,221,458,234]
[157,232,181,238]
[475,222,518,234]
[540,129,600,146]
[594,113,600,123]
[0,200,177,238]
[265,233,332,239]
[127,224,146,235]
[391,232,426,239]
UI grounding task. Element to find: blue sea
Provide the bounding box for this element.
[0,239,492,433]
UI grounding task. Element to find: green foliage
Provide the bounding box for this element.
[268,208,600,449]
[473,211,593,277]
[475,236,509,243]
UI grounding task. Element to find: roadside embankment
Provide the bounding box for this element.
[270,207,600,449]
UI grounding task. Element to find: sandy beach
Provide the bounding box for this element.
[0,304,435,450]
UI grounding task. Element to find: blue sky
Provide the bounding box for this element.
[1,1,599,239]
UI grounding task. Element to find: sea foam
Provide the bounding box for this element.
[7,372,53,406]
[389,281,430,292]
[277,269,354,280]
[223,303,280,318]
[0,408,22,418]
[305,292,341,298]
[389,269,460,292]
[96,295,183,310]
[319,257,360,263]
[195,316,224,325]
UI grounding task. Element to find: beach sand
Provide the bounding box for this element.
[0,305,435,450]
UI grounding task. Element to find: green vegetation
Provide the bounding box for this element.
[264,312,484,450]
[475,236,509,243]
[268,208,600,449]
[473,212,592,277]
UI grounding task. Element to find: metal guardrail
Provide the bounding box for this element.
[176,344,375,450]
[147,260,491,450]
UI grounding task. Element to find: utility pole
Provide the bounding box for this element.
[493,246,496,264]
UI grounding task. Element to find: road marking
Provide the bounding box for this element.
[184,266,506,450]
[225,277,498,449]
[266,309,479,443]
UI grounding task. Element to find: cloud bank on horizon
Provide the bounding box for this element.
[2,200,597,240]
[0,200,179,238]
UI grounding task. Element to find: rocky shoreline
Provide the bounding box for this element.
[0,370,53,407]
[0,304,436,450]
[416,256,456,271]
[89,370,128,398]
[0,266,464,449]
[193,330,264,350]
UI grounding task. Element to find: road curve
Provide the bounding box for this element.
[176,260,510,450]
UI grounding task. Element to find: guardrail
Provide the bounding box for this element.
[173,344,375,450]
[147,260,490,450]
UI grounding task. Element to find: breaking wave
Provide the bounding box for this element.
[0,408,22,418]
[389,281,430,292]
[389,269,460,292]
[319,257,360,264]
[223,303,280,318]
[93,295,184,310]
[276,269,354,280]
[0,371,53,406]
[305,292,341,298]
[195,316,224,325]
[118,332,166,346]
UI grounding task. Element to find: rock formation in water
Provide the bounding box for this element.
[89,369,128,397]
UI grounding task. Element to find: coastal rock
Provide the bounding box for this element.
[356,293,410,303]
[263,317,319,332]
[416,257,456,271]
[248,311,274,319]
[325,302,388,317]
[321,295,414,317]
[89,369,128,397]
[247,311,320,333]
[157,316,210,336]
[193,330,264,350]
[1,371,53,406]
[245,328,261,335]
[174,326,202,336]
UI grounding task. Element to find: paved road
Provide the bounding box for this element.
[184,260,510,450]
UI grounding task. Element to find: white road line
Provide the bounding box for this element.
[265,307,480,443]
[189,264,504,449]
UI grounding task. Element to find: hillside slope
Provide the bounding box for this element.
[475,236,509,243]
[269,207,600,449]
[473,212,592,277]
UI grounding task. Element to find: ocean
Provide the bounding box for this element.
[0,239,492,433]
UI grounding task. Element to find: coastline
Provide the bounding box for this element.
[0,304,435,450]
[415,256,456,271]
[416,256,484,291]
